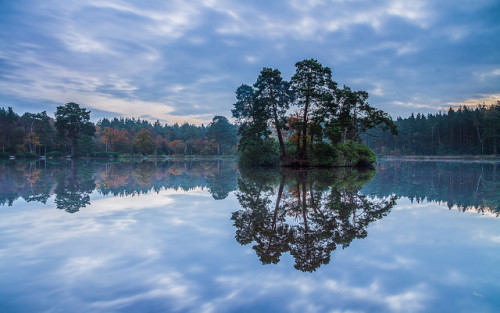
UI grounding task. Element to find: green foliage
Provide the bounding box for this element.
[335,86,397,143]
[207,116,237,155]
[324,120,342,144]
[291,59,337,160]
[55,102,95,156]
[363,104,500,156]
[76,135,94,156]
[254,68,293,160]
[333,141,376,166]
[310,142,336,166]
[1,105,237,157]
[355,142,377,166]
[233,59,393,168]
[238,138,279,167]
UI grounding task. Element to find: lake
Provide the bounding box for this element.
[0,159,499,313]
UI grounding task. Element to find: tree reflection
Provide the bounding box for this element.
[232,167,396,272]
[54,161,95,213]
[362,161,500,215]
[0,159,238,212]
[207,160,238,200]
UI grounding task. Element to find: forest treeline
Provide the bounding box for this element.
[362,103,500,155]
[0,104,237,158]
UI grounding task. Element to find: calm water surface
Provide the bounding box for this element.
[0,159,499,313]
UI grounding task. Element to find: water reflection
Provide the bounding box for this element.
[1,160,499,311]
[232,167,397,272]
[362,161,500,215]
[54,163,95,213]
[0,159,238,212]
[2,159,497,217]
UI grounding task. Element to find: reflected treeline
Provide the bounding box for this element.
[361,161,500,215]
[232,167,396,272]
[0,159,238,213]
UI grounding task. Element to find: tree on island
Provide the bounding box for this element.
[290,59,337,162]
[232,83,279,166]
[335,86,397,143]
[232,59,397,167]
[253,68,293,161]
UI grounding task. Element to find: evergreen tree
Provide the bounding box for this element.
[55,102,95,156]
[254,68,293,161]
[290,59,337,161]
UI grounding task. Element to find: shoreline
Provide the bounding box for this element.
[378,155,500,162]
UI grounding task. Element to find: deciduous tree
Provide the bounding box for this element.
[134,129,154,155]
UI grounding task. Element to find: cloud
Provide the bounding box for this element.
[476,68,500,81]
[385,284,428,313]
[0,0,499,121]
[88,273,198,311]
[447,93,500,108]
[392,101,444,111]
[87,0,202,38]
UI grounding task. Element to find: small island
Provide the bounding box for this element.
[231,59,396,168]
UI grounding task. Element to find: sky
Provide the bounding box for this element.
[0,0,499,125]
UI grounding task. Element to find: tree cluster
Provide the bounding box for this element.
[96,114,237,156]
[232,59,396,167]
[0,107,54,157]
[362,103,500,155]
[0,103,238,158]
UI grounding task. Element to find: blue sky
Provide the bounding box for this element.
[1,0,499,124]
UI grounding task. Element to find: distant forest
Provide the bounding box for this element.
[1,100,499,159]
[363,103,500,155]
[0,103,237,158]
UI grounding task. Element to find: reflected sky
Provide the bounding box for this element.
[0,160,499,312]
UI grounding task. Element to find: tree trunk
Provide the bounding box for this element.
[300,95,310,161]
[476,125,484,155]
[273,107,286,161]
